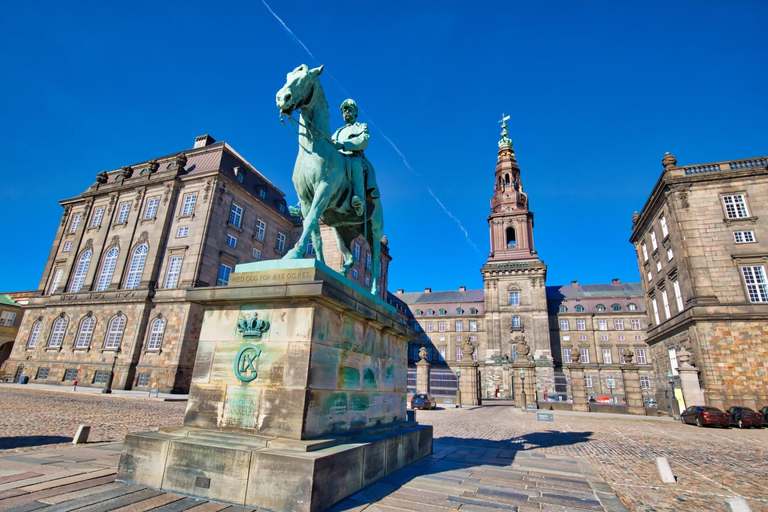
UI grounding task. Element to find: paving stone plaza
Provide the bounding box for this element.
[0,386,765,512]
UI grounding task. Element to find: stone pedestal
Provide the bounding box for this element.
[117,260,432,512]
[415,359,430,394]
[678,365,705,407]
[568,364,589,412]
[620,364,646,415]
[513,362,535,408]
[457,362,480,406]
[502,365,511,399]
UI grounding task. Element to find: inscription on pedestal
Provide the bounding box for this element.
[191,344,215,383]
[229,270,314,285]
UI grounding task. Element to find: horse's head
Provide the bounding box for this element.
[276,64,324,115]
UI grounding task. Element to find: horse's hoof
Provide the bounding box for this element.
[284,248,303,259]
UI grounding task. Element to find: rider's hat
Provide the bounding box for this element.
[340,99,358,112]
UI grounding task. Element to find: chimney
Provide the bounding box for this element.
[459,286,466,292]
[571,280,579,286]
[612,278,621,285]
[396,289,404,294]
[194,134,216,148]
[424,287,431,293]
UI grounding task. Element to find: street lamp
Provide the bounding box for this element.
[666,371,674,418]
[102,347,121,394]
[455,367,462,408]
[519,368,527,408]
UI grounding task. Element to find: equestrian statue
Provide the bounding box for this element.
[276,64,384,295]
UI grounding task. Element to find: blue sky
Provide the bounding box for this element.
[1,1,766,294]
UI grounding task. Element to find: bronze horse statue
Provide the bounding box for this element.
[276,64,384,295]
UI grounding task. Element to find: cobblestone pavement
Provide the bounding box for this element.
[0,388,766,511]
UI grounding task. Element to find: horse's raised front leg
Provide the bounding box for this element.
[283,182,331,260]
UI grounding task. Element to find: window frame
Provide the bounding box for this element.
[181,194,197,216]
[217,264,232,286]
[164,256,183,288]
[146,317,165,350]
[96,247,119,291]
[104,315,126,350]
[229,202,244,227]
[116,202,131,224]
[69,251,92,293]
[125,244,148,290]
[144,197,160,219]
[48,316,68,348]
[74,315,96,349]
[722,194,749,219]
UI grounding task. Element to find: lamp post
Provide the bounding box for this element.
[607,379,615,404]
[519,368,527,408]
[455,367,462,408]
[102,347,121,394]
[666,371,674,417]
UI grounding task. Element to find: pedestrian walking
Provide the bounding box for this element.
[73,380,77,392]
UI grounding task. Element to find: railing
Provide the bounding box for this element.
[680,157,767,176]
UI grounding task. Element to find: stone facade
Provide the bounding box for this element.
[0,135,390,392]
[630,153,768,411]
[0,295,23,375]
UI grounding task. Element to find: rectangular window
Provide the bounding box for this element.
[439,347,446,360]
[68,214,81,233]
[455,347,463,361]
[598,320,607,330]
[425,322,433,332]
[63,242,72,252]
[640,376,651,389]
[661,289,671,318]
[365,253,371,270]
[619,351,626,364]
[455,320,463,331]
[91,208,105,227]
[584,375,593,388]
[116,203,130,223]
[164,256,183,288]
[144,198,159,219]
[579,335,587,341]
[669,348,678,375]
[733,231,756,244]
[673,279,684,311]
[63,369,78,382]
[563,335,570,341]
[512,316,521,328]
[647,271,653,282]
[635,335,642,341]
[93,371,109,384]
[509,292,519,305]
[177,226,189,237]
[602,349,612,364]
[580,348,590,364]
[258,188,266,199]
[352,269,358,279]
[36,368,50,380]
[636,349,647,364]
[667,247,674,261]
[723,194,749,219]
[742,265,768,303]
[229,203,243,227]
[651,298,660,324]
[605,375,615,389]
[660,214,668,237]
[181,194,197,216]
[469,321,477,332]
[650,230,658,250]
[560,320,569,331]
[563,349,572,363]
[617,335,625,342]
[576,319,586,330]
[226,235,237,248]
[656,260,662,272]
[49,268,63,295]
[438,322,445,332]
[255,220,266,241]
[0,311,16,326]
[365,277,370,287]
[600,335,609,341]
[614,320,624,330]
[641,242,648,261]
[353,243,360,261]
[136,373,151,387]
[276,232,286,252]
[631,319,641,330]
[217,264,232,286]
[253,248,261,260]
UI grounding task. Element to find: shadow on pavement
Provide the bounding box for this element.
[0,435,72,449]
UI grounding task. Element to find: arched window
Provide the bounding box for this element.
[69,251,92,292]
[104,315,126,349]
[559,305,567,313]
[456,308,464,315]
[147,317,165,350]
[48,316,68,348]
[27,320,42,348]
[74,316,96,349]
[612,304,622,311]
[470,308,478,314]
[96,248,119,291]
[427,309,435,316]
[627,303,637,311]
[439,309,446,315]
[506,227,516,248]
[125,244,148,289]
[596,304,606,312]
[575,305,584,312]
[505,173,510,185]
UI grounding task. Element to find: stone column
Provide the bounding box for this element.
[502,362,511,399]
[458,339,480,406]
[415,347,430,394]
[677,347,705,406]
[619,350,645,415]
[567,347,588,412]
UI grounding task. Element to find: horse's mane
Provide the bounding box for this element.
[309,74,330,133]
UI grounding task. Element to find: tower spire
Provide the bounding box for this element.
[498,113,513,149]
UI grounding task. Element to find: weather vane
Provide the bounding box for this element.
[499,113,510,126]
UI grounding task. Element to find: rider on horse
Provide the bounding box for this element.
[331,99,380,217]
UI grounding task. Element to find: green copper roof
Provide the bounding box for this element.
[0,295,19,306]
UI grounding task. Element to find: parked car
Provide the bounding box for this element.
[680,406,729,428]
[644,399,658,408]
[411,393,436,410]
[727,406,762,428]
[760,406,768,427]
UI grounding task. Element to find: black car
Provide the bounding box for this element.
[411,393,436,410]
[759,406,768,427]
[726,406,762,428]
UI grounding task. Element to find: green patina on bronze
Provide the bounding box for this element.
[276,64,384,295]
[234,344,262,382]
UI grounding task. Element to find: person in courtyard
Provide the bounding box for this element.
[72,380,77,392]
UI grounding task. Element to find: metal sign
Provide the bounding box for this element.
[526,403,537,410]
[234,344,262,382]
[536,412,554,422]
